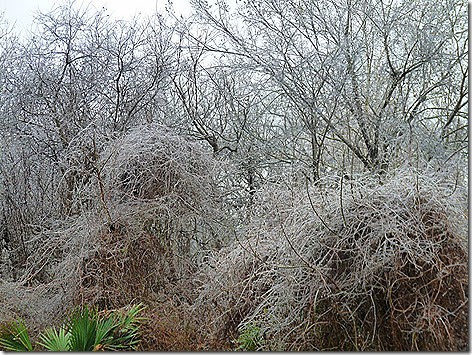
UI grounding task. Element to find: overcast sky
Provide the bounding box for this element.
[0,0,193,36]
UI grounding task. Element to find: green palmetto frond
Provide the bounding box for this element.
[0,303,146,352]
[38,326,70,351]
[0,319,33,352]
[105,303,146,350]
[66,306,98,351]
[93,316,118,351]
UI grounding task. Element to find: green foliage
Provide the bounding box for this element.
[0,319,33,351]
[0,303,146,352]
[105,303,146,350]
[93,315,116,350]
[66,306,99,351]
[235,323,264,351]
[38,326,70,351]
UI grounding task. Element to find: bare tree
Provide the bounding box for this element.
[190,0,468,180]
[0,3,176,280]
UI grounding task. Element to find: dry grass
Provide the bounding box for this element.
[138,297,232,351]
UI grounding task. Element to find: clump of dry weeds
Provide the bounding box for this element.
[0,124,225,328]
[194,168,468,351]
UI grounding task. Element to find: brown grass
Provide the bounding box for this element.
[138,298,233,351]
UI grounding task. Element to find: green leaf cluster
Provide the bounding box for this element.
[0,319,33,351]
[235,323,264,351]
[0,303,146,351]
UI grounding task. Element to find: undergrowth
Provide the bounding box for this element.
[0,304,145,351]
[0,162,467,351]
[194,169,468,351]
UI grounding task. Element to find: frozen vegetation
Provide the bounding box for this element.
[0,0,468,351]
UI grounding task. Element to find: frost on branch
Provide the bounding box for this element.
[195,169,468,351]
[75,123,224,306]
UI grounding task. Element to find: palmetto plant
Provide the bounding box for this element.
[0,319,33,351]
[38,326,70,351]
[0,303,146,351]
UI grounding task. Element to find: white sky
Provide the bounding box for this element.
[0,0,193,36]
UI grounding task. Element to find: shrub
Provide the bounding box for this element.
[0,303,145,351]
[194,169,468,351]
[235,323,264,351]
[0,124,226,319]
[74,123,225,307]
[0,319,33,351]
